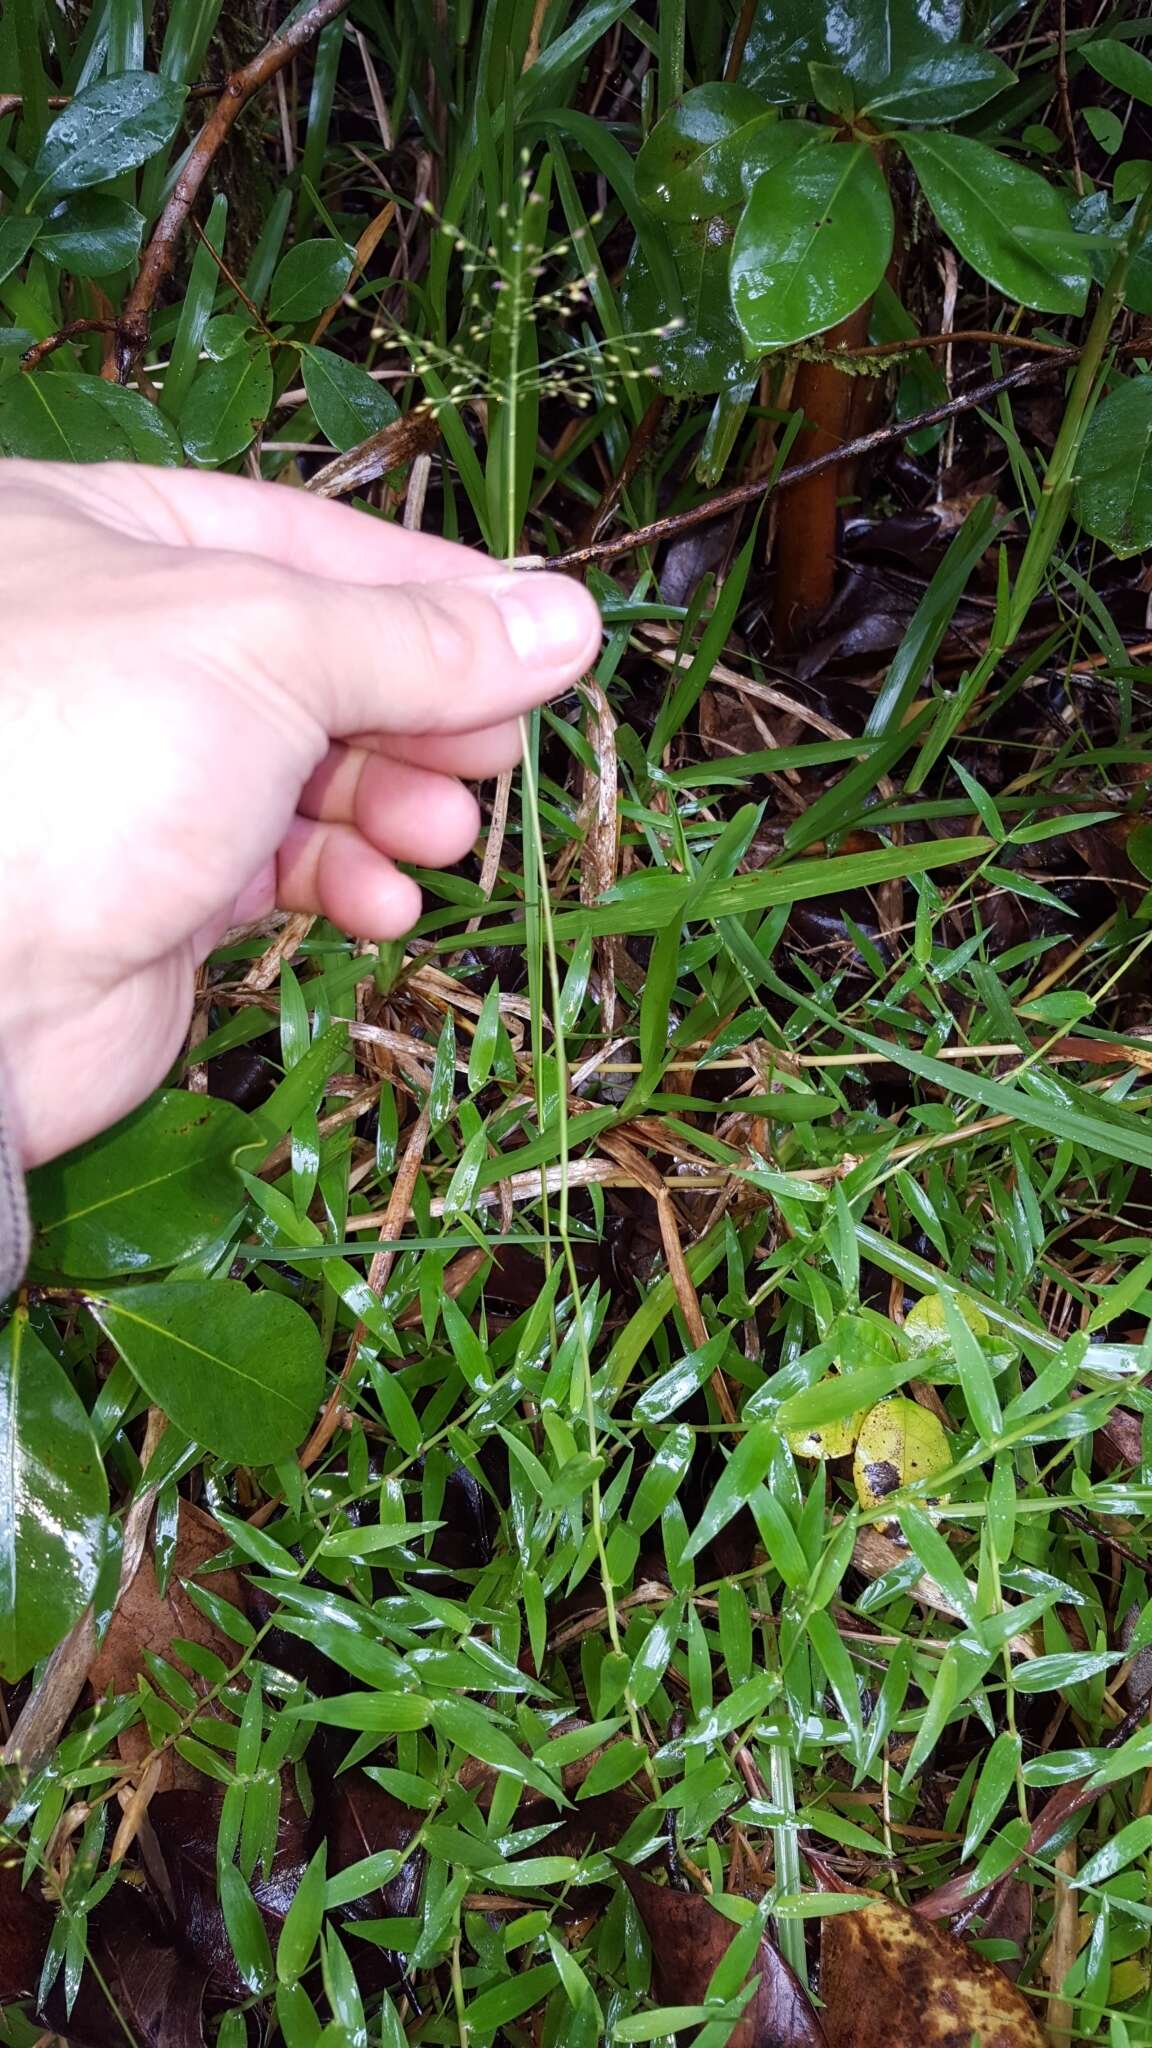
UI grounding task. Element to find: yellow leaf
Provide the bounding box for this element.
[904,1290,989,1350]
[853,1396,951,1512]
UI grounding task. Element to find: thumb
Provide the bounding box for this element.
[251,562,602,739]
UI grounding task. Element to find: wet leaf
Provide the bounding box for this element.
[731,143,894,351]
[1076,373,1152,558]
[0,372,135,462]
[180,343,274,466]
[620,1869,825,2047]
[27,73,186,203]
[900,134,1090,314]
[37,193,144,276]
[904,1291,989,1349]
[819,1893,1045,2046]
[1082,37,1152,111]
[635,87,823,220]
[29,1089,259,1279]
[88,1280,325,1463]
[860,47,1013,124]
[741,0,963,105]
[621,211,749,395]
[301,345,399,452]
[268,239,355,323]
[0,1314,108,1681]
[0,217,42,285]
[852,1397,951,1513]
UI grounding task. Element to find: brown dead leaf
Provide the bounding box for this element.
[0,1842,53,1999]
[41,1885,207,2048]
[620,1869,826,2048]
[819,1894,1045,2048]
[89,1500,246,1791]
[151,1772,311,1999]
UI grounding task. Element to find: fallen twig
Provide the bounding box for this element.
[547,355,1079,568]
[114,0,352,380]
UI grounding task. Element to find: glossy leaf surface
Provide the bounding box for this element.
[731,143,894,350]
[1076,373,1152,557]
[88,1280,325,1462]
[28,73,186,202]
[0,1314,108,1680]
[30,1089,259,1279]
[901,133,1090,313]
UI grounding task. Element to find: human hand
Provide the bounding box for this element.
[0,461,600,1167]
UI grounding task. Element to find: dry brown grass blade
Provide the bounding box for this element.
[285,1097,433,1490]
[305,406,442,498]
[579,678,621,1031]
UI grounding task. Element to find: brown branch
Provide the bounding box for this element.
[816,327,1076,360]
[548,353,1078,569]
[0,84,220,121]
[113,0,351,381]
[21,318,117,371]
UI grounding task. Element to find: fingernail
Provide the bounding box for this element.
[490,572,599,668]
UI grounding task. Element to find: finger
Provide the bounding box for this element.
[359,720,525,780]
[34,459,515,587]
[237,563,599,739]
[299,746,480,865]
[277,818,422,939]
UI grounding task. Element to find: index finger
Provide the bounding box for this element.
[36,459,512,587]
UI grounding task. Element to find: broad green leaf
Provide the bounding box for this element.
[741,0,963,103]
[620,211,748,395]
[37,194,144,277]
[88,1281,325,1462]
[0,373,134,463]
[1076,373,1152,557]
[30,1090,258,1279]
[900,133,1091,314]
[0,217,42,285]
[268,239,355,323]
[0,370,178,465]
[731,143,894,350]
[28,73,187,203]
[201,313,256,360]
[635,87,824,219]
[180,344,273,465]
[70,374,181,464]
[1082,37,1152,111]
[861,47,1014,124]
[0,1315,108,1681]
[301,345,399,451]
